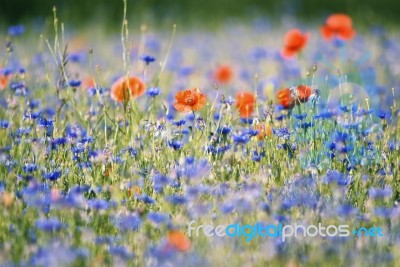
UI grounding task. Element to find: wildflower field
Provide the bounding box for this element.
[1,5,400,267]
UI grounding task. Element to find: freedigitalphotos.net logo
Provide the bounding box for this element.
[187,221,383,242]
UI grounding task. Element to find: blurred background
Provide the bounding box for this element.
[0,0,398,29]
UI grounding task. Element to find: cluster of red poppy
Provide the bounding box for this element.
[276,85,312,109]
[108,13,353,122]
[281,13,356,59]
[109,72,311,117]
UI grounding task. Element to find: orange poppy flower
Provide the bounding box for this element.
[321,14,356,40]
[235,91,256,118]
[296,85,312,103]
[276,88,295,109]
[256,124,272,140]
[167,230,191,252]
[213,64,234,84]
[281,29,309,59]
[0,73,10,90]
[173,88,207,113]
[110,76,146,102]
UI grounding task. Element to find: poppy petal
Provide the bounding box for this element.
[321,26,334,40]
[281,47,297,59]
[338,28,356,40]
[192,93,207,110]
[173,102,192,113]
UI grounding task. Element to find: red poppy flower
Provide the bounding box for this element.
[276,88,295,109]
[321,14,356,40]
[213,64,233,84]
[173,88,207,113]
[110,76,146,102]
[0,71,10,90]
[296,85,312,103]
[235,91,256,118]
[167,230,191,252]
[281,29,310,59]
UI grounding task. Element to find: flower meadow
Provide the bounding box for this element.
[1,9,400,267]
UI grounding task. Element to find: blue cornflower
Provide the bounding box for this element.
[38,117,54,128]
[29,99,41,109]
[51,137,68,150]
[233,134,250,144]
[0,120,9,129]
[67,52,86,63]
[23,163,38,173]
[166,194,187,205]
[78,162,92,169]
[88,87,105,96]
[153,174,170,193]
[141,55,156,65]
[173,119,186,126]
[240,117,253,124]
[313,111,333,120]
[69,80,81,87]
[168,140,183,150]
[10,81,25,90]
[273,127,290,138]
[334,131,349,142]
[328,142,336,150]
[275,114,287,121]
[15,127,31,137]
[388,142,399,152]
[147,212,169,224]
[43,170,62,181]
[35,218,64,232]
[24,111,41,120]
[71,143,85,154]
[242,128,259,137]
[8,25,25,36]
[137,194,156,204]
[219,126,231,135]
[146,87,160,97]
[293,113,307,120]
[65,125,84,138]
[127,147,138,158]
[81,136,94,143]
[41,107,56,118]
[375,111,390,120]
[113,214,142,231]
[252,151,263,162]
[207,144,230,154]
